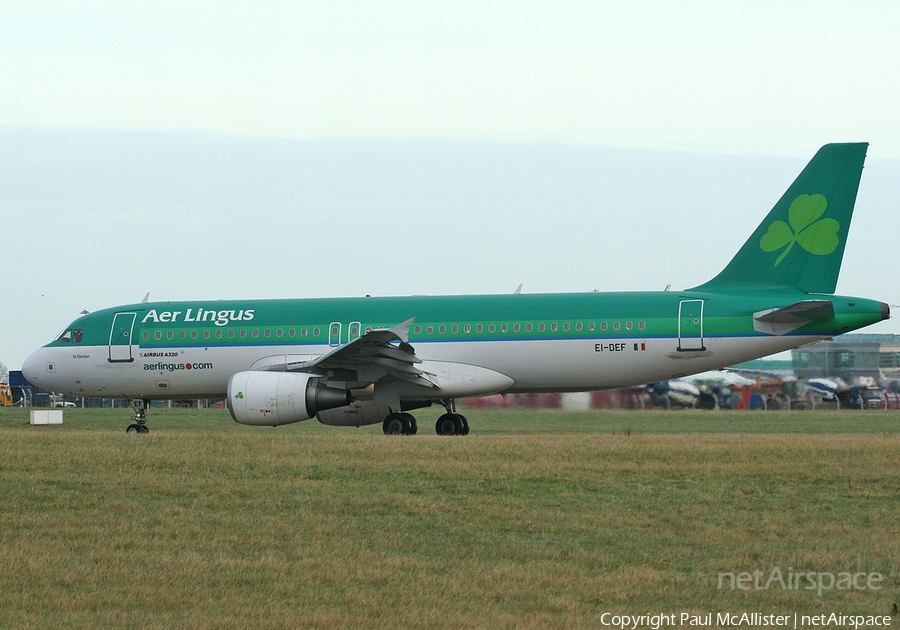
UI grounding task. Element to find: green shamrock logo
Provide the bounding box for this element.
[759,194,840,266]
[234,391,244,399]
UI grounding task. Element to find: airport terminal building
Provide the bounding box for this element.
[792,334,900,382]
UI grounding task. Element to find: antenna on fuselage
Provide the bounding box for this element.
[514,284,523,294]
[142,292,150,303]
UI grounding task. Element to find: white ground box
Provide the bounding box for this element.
[30,410,64,425]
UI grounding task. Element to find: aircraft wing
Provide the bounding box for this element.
[752,300,835,335]
[280,318,438,388]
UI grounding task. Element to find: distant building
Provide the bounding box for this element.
[792,334,900,382]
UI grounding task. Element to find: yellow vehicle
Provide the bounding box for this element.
[0,383,12,407]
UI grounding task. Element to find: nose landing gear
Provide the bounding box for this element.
[125,399,150,434]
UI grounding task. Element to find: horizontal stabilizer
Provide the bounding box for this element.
[753,300,834,335]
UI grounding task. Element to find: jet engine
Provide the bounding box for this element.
[227,371,351,426]
[316,400,393,427]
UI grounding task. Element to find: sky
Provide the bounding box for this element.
[2,1,900,369]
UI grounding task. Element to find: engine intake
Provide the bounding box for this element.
[227,371,351,426]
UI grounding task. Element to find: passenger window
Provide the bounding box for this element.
[142,331,150,341]
[204,330,211,339]
[626,321,633,331]
[501,324,509,333]
[613,322,620,331]
[301,328,308,337]
[562,323,569,332]
[167,331,174,340]
[228,330,235,339]
[414,325,422,334]
[215,330,223,339]
[476,324,483,333]
[489,324,496,333]
[525,323,533,333]
[451,324,459,334]
[575,322,582,332]
[551,323,558,332]
[155,331,162,340]
[464,324,472,334]
[588,322,595,332]
[289,328,295,337]
[513,323,520,333]
[191,330,198,340]
[313,327,321,337]
[538,323,545,332]
[439,325,446,334]
[251,329,259,338]
[638,321,646,330]
[427,325,434,334]
[264,329,271,338]
[600,322,608,331]
[179,331,186,340]
[276,328,283,338]
[240,330,247,338]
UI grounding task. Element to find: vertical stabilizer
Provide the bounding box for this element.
[693,143,867,294]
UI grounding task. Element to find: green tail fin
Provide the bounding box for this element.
[693,143,868,294]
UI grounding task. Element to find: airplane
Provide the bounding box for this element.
[22,143,890,435]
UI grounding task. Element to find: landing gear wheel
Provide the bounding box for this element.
[403,413,418,435]
[126,398,150,434]
[383,412,418,435]
[435,413,465,436]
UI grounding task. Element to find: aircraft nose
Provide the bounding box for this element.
[883,302,892,321]
[22,349,47,386]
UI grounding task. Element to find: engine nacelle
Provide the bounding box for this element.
[316,400,393,427]
[227,371,351,426]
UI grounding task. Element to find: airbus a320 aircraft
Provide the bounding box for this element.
[23,143,889,435]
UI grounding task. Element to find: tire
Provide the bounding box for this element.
[400,413,418,435]
[126,424,140,434]
[435,413,459,436]
[383,413,405,435]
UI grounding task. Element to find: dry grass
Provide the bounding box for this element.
[1,408,898,628]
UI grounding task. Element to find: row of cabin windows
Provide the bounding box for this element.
[142,327,323,342]
[140,320,648,342]
[414,321,646,335]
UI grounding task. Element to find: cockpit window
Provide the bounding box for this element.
[56,328,84,343]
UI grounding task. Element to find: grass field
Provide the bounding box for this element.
[1,407,898,629]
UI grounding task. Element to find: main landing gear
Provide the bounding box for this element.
[382,412,418,435]
[434,412,469,436]
[126,398,150,434]
[381,401,470,436]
